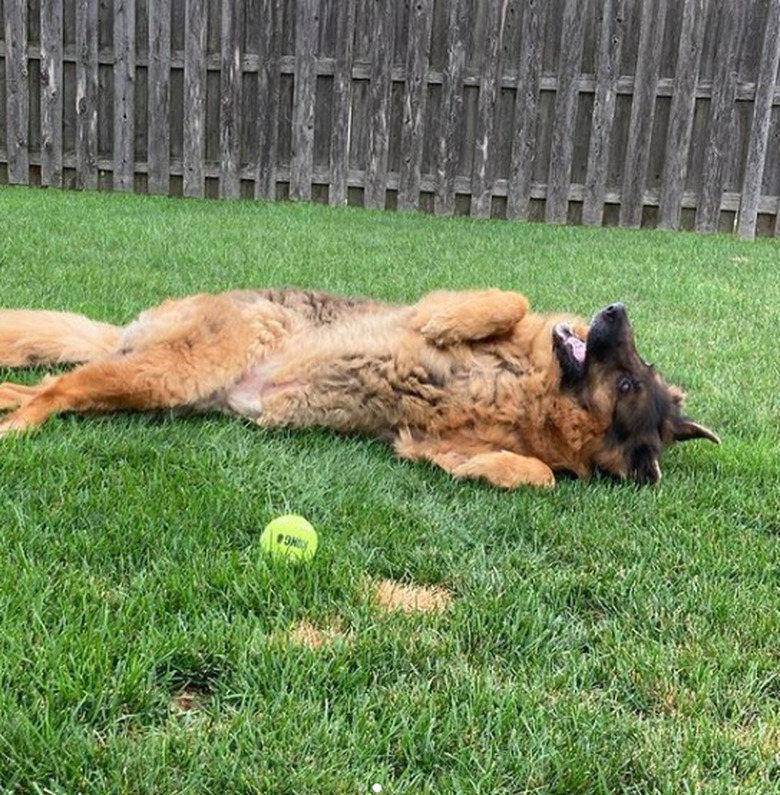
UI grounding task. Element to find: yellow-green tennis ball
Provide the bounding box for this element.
[261,515,318,562]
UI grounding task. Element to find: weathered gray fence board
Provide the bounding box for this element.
[737,0,780,240]
[582,0,625,225]
[506,0,543,220]
[148,0,171,194]
[290,0,317,200]
[4,0,29,183]
[620,0,668,227]
[41,0,63,187]
[398,0,433,211]
[183,0,206,196]
[470,0,506,218]
[545,0,587,223]
[434,0,467,215]
[76,0,98,189]
[220,0,241,197]
[113,0,135,191]
[365,0,395,209]
[657,0,708,229]
[256,0,282,199]
[696,1,743,232]
[329,0,355,205]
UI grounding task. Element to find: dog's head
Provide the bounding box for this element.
[553,303,719,484]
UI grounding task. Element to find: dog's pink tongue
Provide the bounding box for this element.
[568,336,586,364]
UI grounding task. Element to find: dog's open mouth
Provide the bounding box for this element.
[553,322,587,382]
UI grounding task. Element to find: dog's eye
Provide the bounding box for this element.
[618,376,633,394]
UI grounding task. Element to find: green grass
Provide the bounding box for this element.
[0,185,779,794]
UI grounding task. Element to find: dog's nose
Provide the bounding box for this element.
[604,303,626,322]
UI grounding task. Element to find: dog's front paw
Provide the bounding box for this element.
[453,451,555,489]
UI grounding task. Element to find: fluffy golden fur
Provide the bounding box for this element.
[0,288,718,488]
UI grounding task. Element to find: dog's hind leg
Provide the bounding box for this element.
[0,310,123,367]
[0,349,224,436]
[0,298,301,436]
[0,378,55,410]
[409,290,529,346]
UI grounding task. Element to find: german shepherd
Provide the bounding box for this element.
[0,288,718,487]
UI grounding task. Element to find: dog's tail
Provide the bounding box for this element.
[0,310,123,367]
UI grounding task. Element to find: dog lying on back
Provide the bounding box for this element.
[0,288,718,487]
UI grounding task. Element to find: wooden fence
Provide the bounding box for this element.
[2,0,780,239]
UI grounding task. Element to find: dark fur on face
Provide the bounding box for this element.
[555,303,719,484]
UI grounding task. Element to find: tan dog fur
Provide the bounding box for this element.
[0,288,713,488]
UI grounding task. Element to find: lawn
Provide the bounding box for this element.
[0,185,779,794]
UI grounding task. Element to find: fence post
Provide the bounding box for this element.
[77,0,98,190]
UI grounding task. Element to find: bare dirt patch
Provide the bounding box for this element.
[373,579,453,615]
[287,620,349,650]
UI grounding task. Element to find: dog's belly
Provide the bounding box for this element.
[223,360,410,435]
[221,336,455,436]
[223,363,305,419]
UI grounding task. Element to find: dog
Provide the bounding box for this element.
[0,288,718,488]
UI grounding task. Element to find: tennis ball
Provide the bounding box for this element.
[260,515,318,562]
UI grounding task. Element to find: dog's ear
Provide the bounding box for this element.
[673,417,720,444]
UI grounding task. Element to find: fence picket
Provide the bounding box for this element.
[329,0,356,206]
[365,0,395,210]
[114,0,135,192]
[256,0,282,200]
[291,0,318,201]
[40,0,62,187]
[619,0,668,227]
[546,0,587,224]
[220,0,242,198]
[77,0,98,190]
[737,0,780,241]
[183,0,207,197]
[4,0,28,184]
[657,0,708,230]
[506,0,543,221]
[398,0,433,211]
[582,0,625,226]
[434,0,467,215]
[696,3,742,233]
[149,0,172,195]
[471,0,507,218]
